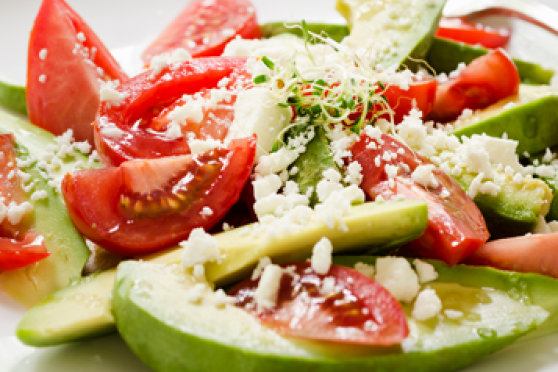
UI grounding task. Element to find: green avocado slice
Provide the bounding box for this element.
[111,259,549,372]
[451,85,558,157]
[0,80,27,115]
[17,200,428,346]
[426,37,554,85]
[260,22,350,43]
[336,0,446,69]
[0,110,98,306]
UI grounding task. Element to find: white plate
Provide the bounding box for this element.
[1,0,558,371]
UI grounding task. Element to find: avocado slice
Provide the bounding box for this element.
[289,126,339,207]
[451,85,558,156]
[0,80,26,115]
[336,0,445,69]
[452,171,552,239]
[0,110,97,306]
[426,37,554,85]
[17,200,428,346]
[260,22,350,43]
[111,260,548,372]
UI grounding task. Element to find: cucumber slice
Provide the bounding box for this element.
[336,0,446,68]
[0,80,26,115]
[111,260,548,372]
[426,37,554,86]
[17,200,428,346]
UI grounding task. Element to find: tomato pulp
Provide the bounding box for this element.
[230,262,409,346]
[94,57,250,166]
[62,137,256,256]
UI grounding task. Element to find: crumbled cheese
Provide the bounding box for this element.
[180,228,221,269]
[200,206,213,217]
[411,164,439,189]
[39,74,47,83]
[168,99,205,124]
[30,190,48,201]
[6,201,33,225]
[100,86,128,106]
[252,174,282,201]
[251,256,272,280]
[100,125,125,139]
[412,288,442,321]
[253,264,283,310]
[445,309,464,319]
[213,288,236,308]
[311,237,333,275]
[188,138,223,155]
[187,283,207,304]
[76,32,86,42]
[375,257,420,303]
[39,48,48,60]
[413,259,438,283]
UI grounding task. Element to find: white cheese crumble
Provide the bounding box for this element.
[253,264,283,310]
[39,74,47,83]
[99,86,129,106]
[188,138,223,155]
[375,257,420,303]
[39,48,48,60]
[187,283,207,304]
[412,288,443,321]
[354,262,375,278]
[251,256,272,280]
[311,237,333,275]
[100,125,125,140]
[413,259,438,283]
[6,201,33,225]
[180,228,221,269]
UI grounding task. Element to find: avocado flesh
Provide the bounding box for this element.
[0,81,26,115]
[16,200,428,346]
[336,0,445,69]
[451,85,558,156]
[426,37,554,85]
[452,171,552,239]
[111,260,548,372]
[0,110,95,306]
[260,22,349,43]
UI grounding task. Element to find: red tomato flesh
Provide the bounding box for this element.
[27,0,128,144]
[436,17,511,49]
[141,0,260,64]
[350,133,489,265]
[347,79,437,125]
[94,57,249,167]
[0,134,49,270]
[465,233,558,278]
[62,136,256,256]
[428,49,520,123]
[229,262,408,346]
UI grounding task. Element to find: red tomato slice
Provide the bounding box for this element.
[141,0,260,64]
[465,233,558,278]
[427,49,520,123]
[27,0,128,144]
[62,136,256,256]
[347,79,437,125]
[436,17,511,49]
[0,134,49,270]
[94,57,249,167]
[229,262,408,346]
[350,133,489,265]
[0,232,50,272]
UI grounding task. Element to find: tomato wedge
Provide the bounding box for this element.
[94,57,249,167]
[465,233,558,278]
[436,17,511,49]
[350,133,489,265]
[62,136,256,256]
[229,262,408,346]
[347,79,437,125]
[27,0,128,144]
[0,134,49,270]
[141,0,260,64]
[427,49,520,123]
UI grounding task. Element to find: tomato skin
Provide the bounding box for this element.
[436,17,511,49]
[62,136,256,256]
[382,79,438,124]
[229,262,408,346]
[94,57,248,167]
[350,133,489,265]
[27,0,128,144]
[0,232,50,271]
[427,49,520,123]
[465,233,558,278]
[141,0,260,64]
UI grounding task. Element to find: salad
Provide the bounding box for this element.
[2,0,558,371]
